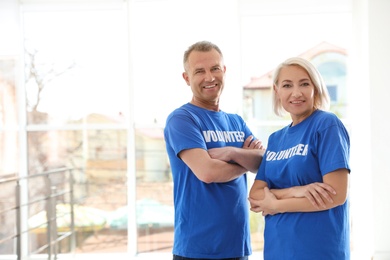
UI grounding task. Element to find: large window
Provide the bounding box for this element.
[20,1,134,255]
[16,1,175,256]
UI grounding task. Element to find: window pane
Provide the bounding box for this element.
[0,58,19,177]
[23,7,129,125]
[135,126,173,253]
[0,180,17,254]
[27,129,128,253]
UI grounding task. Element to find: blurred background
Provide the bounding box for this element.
[0,0,389,259]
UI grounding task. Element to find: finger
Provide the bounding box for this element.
[251,140,261,149]
[254,141,262,149]
[248,139,259,149]
[250,206,262,213]
[306,193,320,209]
[248,197,260,207]
[318,183,337,195]
[314,183,335,203]
[257,143,264,149]
[310,190,326,208]
[243,136,254,148]
[316,188,334,204]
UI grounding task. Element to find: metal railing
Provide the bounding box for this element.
[0,168,76,260]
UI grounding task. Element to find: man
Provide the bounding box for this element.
[164,40,264,260]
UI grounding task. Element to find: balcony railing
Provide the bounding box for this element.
[0,168,76,260]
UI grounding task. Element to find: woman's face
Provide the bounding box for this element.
[274,65,316,125]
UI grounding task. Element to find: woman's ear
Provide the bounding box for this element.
[273,84,278,96]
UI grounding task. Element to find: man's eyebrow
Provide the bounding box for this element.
[194,67,205,72]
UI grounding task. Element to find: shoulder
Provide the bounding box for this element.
[166,103,196,120]
[312,110,345,127]
[312,111,349,142]
[315,110,338,120]
[165,103,206,131]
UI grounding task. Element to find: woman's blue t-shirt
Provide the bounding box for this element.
[256,110,351,260]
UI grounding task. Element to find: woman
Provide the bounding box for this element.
[249,57,351,259]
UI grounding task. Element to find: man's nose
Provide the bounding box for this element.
[204,71,215,81]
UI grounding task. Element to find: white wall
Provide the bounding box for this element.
[367,0,390,258]
[349,0,390,259]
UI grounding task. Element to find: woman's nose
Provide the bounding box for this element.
[291,86,302,97]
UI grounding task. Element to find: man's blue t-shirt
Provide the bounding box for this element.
[256,110,351,260]
[164,103,253,259]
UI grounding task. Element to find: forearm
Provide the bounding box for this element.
[199,158,248,183]
[275,170,349,210]
[249,183,343,214]
[180,148,249,184]
[250,185,292,201]
[249,185,265,200]
[249,171,349,214]
[230,148,264,173]
[273,195,341,213]
[210,146,264,173]
[251,186,296,200]
[270,187,295,199]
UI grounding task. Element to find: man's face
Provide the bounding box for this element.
[182,49,226,107]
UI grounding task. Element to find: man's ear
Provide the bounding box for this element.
[182,72,190,86]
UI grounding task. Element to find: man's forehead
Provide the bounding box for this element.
[188,51,223,67]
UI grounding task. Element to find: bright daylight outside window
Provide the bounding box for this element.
[20,3,133,255]
[0,2,174,257]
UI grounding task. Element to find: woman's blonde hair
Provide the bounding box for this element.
[272,57,330,117]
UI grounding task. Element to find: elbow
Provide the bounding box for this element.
[334,186,349,206]
[333,195,348,206]
[246,161,261,174]
[249,187,264,200]
[248,190,256,200]
[247,165,259,174]
[195,170,215,184]
[330,191,348,207]
[200,177,213,184]
[249,159,263,173]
